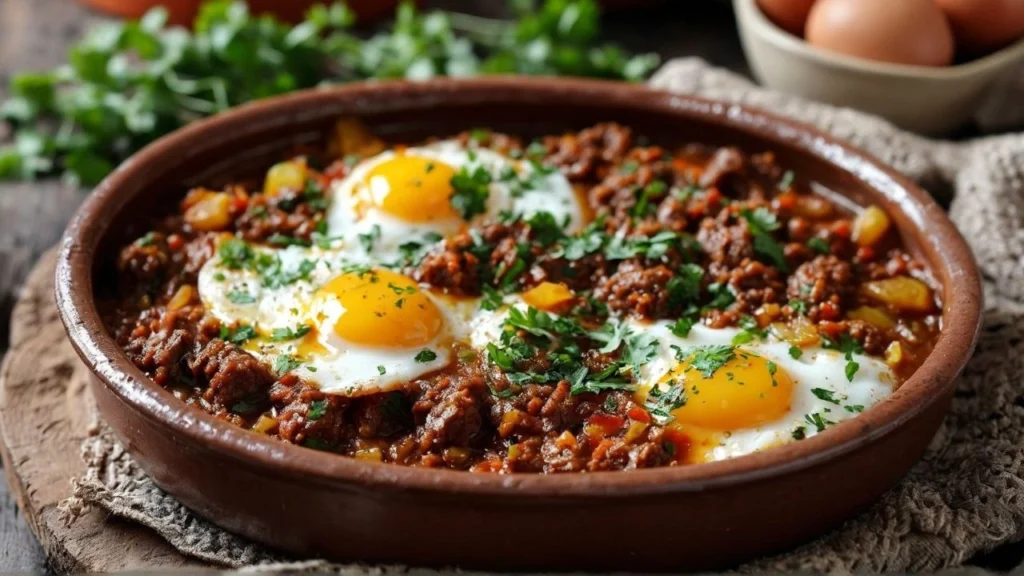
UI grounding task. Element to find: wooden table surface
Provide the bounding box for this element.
[0,0,1017,572]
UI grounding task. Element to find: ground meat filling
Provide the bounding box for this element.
[102,122,942,473]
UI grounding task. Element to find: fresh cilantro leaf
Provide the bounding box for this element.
[670,315,696,338]
[568,365,634,395]
[788,345,803,359]
[414,348,438,363]
[804,411,833,432]
[740,207,788,271]
[526,211,566,248]
[845,404,864,413]
[377,365,386,375]
[358,224,381,252]
[588,320,630,354]
[811,388,841,404]
[792,426,807,440]
[685,344,736,378]
[270,324,311,341]
[632,180,667,219]
[622,331,659,376]
[705,282,735,310]
[645,380,687,425]
[221,323,256,344]
[218,238,253,269]
[807,237,831,255]
[227,289,256,304]
[789,299,809,315]
[449,165,491,220]
[307,399,328,420]
[481,285,505,311]
[268,234,312,247]
[845,359,860,382]
[274,354,302,375]
[778,170,795,191]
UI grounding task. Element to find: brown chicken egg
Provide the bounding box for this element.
[935,0,1024,54]
[756,0,818,36]
[806,0,955,67]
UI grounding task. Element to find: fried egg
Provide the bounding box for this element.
[324,141,584,263]
[632,320,894,463]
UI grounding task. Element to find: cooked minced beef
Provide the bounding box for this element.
[101,122,941,473]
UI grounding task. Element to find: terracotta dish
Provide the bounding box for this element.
[55,78,981,571]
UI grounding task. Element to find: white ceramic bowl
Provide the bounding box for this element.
[734,0,1024,135]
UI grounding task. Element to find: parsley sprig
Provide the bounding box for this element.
[0,0,657,185]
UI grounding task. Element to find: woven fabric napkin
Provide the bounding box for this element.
[61,58,1024,573]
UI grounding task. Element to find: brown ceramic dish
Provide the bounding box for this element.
[55,78,982,572]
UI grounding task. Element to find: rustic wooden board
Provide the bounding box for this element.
[0,248,207,572]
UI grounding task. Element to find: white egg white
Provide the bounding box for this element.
[324,141,583,264]
[633,320,895,462]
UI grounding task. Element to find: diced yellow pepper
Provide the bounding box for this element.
[847,306,896,330]
[852,205,891,247]
[263,160,307,196]
[167,285,195,311]
[885,341,903,368]
[252,415,278,434]
[521,282,575,312]
[623,421,649,444]
[770,316,820,347]
[184,192,232,231]
[354,447,383,462]
[861,276,933,313]
[330,117,386,159]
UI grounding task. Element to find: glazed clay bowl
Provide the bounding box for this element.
[55,78,982,572]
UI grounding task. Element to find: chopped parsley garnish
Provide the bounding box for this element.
[469,128,491,144]
[632,180,667,219]
[667,263,703,309]
[449,165,491,220]
[377,365,386,375]
[822,333,863,382]
[670,316,696,338]
[644,380,687,425]
[556,218,607,260]
[789,299,809,315]
[358,224,381,252]
[788,345,803,359]
[213,272,226,282]
[220,323,256,344]
[134,232,157,247]
[525,211,566,248]
[740,207,789,272]
[605,230,679,262]
[705,282,736,310]
[811,388,841,404]
[303,179,328,211]
[778,170,795,191]
[259,256,316,289]
[268,234,312,247]
[270,324,311,342]
[804,411,833,432]
[395,232,443,267]
[480,285,505,311]
[273,354,302,375]
[227,289,256,304]
[568,364,634,395]
[767,360,779,387]
[307,399,328,421]
[684,344,736,378]
[732,315,767,345]
[845,404,864,413]
[218,238,254,269]
[792,426,807,440]
[414,349,438,363]
[387,282,417,295]
[620,160,639,174]
[807,237,831,255]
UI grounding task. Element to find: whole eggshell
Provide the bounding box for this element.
[806,0,955,67]
[935,0,1024,54]
[756,0,818,36]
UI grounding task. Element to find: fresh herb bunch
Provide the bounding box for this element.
[0,0,658,185]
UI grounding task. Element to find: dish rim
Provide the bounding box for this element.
[734,0,1024,81]
[55,76,982,497]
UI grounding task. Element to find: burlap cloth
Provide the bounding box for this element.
[60,58,1024,573]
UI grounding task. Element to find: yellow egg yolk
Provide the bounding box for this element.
[314,269,444,348]
[653,348,794,432]
[364,155,459,222]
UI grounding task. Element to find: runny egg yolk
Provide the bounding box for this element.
[314,269,443,348]
[365,155,459,222]
[656,349,794,431]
